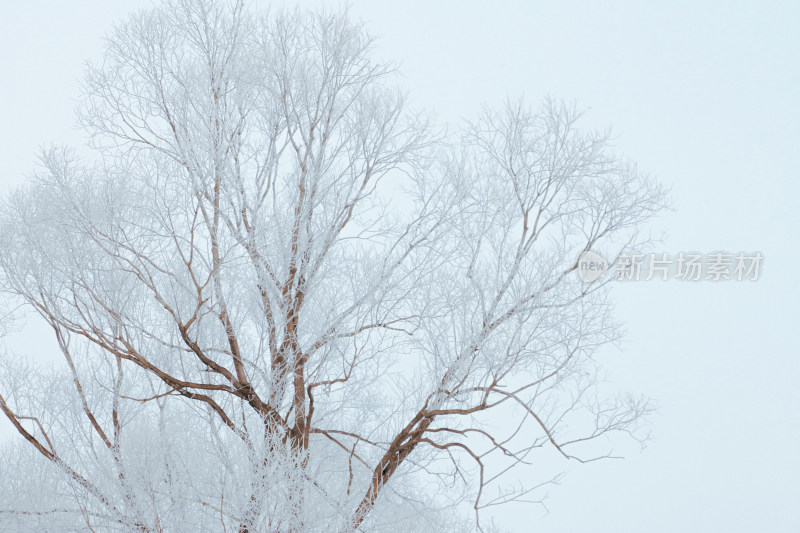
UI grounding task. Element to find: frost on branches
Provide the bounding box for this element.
[0,1,665,531]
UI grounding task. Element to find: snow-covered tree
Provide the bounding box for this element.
[0,1,665,531]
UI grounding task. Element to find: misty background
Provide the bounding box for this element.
[1,1,798,531]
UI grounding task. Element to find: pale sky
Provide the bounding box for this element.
[1,1,798,532]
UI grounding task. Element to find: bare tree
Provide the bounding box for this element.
[0,1,665,531]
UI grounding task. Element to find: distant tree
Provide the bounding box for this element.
[0,1,664,531]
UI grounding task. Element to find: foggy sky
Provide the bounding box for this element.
[1,1,798,531]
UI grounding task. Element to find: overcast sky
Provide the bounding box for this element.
[1,1,798,532]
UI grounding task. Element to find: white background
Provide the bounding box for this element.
[1,1,798,531]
